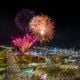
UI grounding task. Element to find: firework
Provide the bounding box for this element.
[11,33,37,53]
[29,15,55,42]
[15,9,35,32]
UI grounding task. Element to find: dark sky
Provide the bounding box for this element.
[0,1,80,48]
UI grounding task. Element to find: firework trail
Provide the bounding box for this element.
[11,33,37,53]
[15,9,36,32]
[29,15,55,43]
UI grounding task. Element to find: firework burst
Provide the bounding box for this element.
[29,15,55,43]
[15,9,35,32]
[11,33,37,53]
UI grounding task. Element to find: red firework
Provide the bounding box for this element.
[11,33,37,53]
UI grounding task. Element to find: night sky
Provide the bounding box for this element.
[0,1,80,48]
